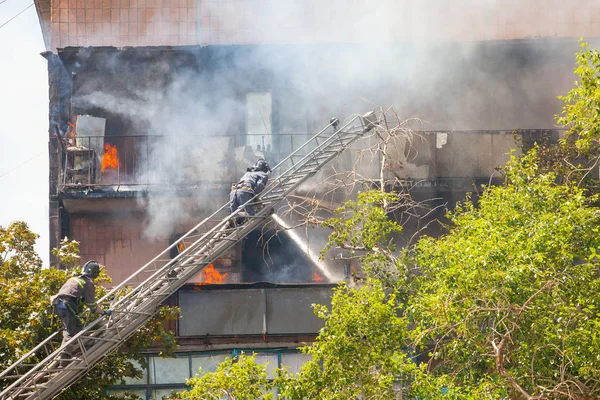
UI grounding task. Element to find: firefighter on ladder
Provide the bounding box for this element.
[230,158,271,224]
[50,260,112,366]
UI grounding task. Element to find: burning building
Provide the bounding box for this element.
[31,0,600,397]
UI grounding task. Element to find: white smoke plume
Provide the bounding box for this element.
[66,0,600,244]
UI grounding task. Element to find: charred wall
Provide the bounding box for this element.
[69,212,169,283]
[48,39,578,280]
[56,39,582,133]
[64,195,242,286]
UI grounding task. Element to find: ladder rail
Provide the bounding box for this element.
[14,225,246,398]
[1,178,282,398]
[270,116,362,182]
[0,110,379,400]
[0,331,62,380]
[99,114,362,310]
[271,117,351,169]
[97,116,365,311]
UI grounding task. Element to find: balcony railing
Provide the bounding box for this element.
[56,129,563,193]
[57,133,317,192]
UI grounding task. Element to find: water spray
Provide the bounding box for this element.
[271,214,335,282]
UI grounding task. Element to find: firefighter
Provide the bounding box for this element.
[50,260,112,365]
[230,158,271,222]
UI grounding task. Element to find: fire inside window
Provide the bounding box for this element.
[245,92,272,155]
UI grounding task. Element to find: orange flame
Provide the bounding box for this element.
[199,264,229,285]
[101,143,119,173]
[66,121,75,138]
[312,271,324,282]
[178,243,184,252]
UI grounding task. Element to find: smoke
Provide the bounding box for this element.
[73,56,244,239]
[242,220,343,283]
[63,1,599,251]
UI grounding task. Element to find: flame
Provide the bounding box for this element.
[101,143,119,173]
[66,121,75,138]
[312,271,324,282]
[178,243,184,252]
[199,264,229,285]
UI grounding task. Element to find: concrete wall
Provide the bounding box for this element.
[69,213,169,282]
[434,132,519,178]
[68,213,239,286]
[48,0,600,50]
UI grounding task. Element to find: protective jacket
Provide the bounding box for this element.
[235,170,269,194]
[230,170,269,216]
[51,275,100,314]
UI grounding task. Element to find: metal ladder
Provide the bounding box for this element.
[0,110,378,400]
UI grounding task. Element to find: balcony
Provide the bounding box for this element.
[54,129,562,198]
[56,133,313,194]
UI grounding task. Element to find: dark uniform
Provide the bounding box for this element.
[230,158,270,218]
[50,261,110,364]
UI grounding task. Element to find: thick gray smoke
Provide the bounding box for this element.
[68,0,598,242]
[75,62,244,238]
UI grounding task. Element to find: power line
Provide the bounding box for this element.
[0,152,43,180]
[0,0,12,6]
[0,2,34,30]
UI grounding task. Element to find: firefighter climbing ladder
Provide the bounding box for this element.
[0,110,378,400]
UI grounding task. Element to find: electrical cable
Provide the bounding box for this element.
[0,2,34,30]
[0,0,12,6]
[0,151,43,180]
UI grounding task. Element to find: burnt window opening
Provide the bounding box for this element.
[242,227,315,283]
[245,92,272,157]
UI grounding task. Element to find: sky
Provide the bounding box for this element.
[0,2,50,265]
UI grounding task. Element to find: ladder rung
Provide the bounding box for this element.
[0,112,373,400]
[77,335,121,343]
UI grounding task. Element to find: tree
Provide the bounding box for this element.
[0,222,68,368]
[532,41,600,190]
[321,190,404,284]
[408,153,600,398]
[280,280,415,400]
[179,44,600,399]
[0,221,178,399]
[176,353,276,400]
[557,41,600,158]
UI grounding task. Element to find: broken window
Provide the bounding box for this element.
[245,92,272,157]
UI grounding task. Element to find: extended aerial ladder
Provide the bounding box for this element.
[0,110,378,400]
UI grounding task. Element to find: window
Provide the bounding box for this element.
[245,92,272,154]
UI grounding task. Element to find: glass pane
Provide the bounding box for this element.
[123,359,147,385]
[109,389,146,399]
[281,353,312,374]
[149,356,189,384]
[150,388,181,400]
[190,354,228,377]
[246,92,272,152]
[254,353,278,379]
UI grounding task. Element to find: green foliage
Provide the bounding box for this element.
[179,45,600,399]
[557,41,600,156]
[52,237,81,269]
[182,158,600,397]
[323,190,401,253]
[280,280,415,400]
[409,155,600,397]
[0,221,179,400]
[322,190,403,282]
[0,222,68,365]
[176,353,276,400]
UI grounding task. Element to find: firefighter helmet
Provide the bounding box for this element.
[253,158,270,173]
[82,260,100,279]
